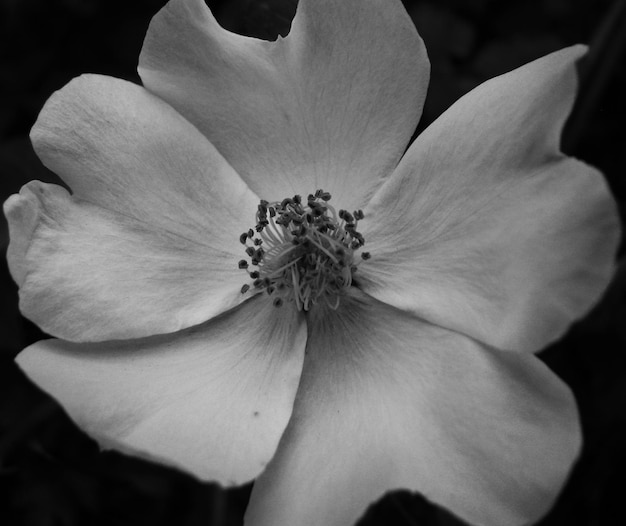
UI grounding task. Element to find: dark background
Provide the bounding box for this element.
[1,0,625,525]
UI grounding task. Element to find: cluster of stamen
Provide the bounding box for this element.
[238,189,370,311]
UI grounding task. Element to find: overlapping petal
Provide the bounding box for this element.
[245,290,580,526]
[359,46,620,352]
[16,295,307,485]
[138,0,429,211]
[8,74,260,341]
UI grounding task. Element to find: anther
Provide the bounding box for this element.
[238,189,371,311]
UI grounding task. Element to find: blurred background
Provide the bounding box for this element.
[0,0,624,524]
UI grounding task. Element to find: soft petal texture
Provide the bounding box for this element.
[359,45,621,352]
[245,290,580,526]
[8,74,261,341]
[139,0,429,211]
[16,295,307,485]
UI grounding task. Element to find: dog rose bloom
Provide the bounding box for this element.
[5,0,620,525]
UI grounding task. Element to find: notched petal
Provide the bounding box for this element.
[8,73,265,341]
[5,180,251,342]
[139,0,430,210]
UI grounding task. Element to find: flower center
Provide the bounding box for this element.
[239,189,370,311]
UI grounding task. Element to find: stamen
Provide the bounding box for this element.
[239,189,370,311]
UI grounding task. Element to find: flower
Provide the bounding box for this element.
[4,0,620,524]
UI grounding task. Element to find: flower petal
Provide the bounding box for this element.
[245,291,580,526]
[16,295,306,485]
[8,74,261,341]
[359,46,620,352]
[4,181,251,341]
[30,74,258,246]
[138,0,429,210]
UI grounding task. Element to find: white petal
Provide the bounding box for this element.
[8,74,262,341]
[139,0,429,210]
[16,295,306,485]
[245,291,580,526]
[30,74,258,244]
[360,46,620,352]
[4,181,251,341]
